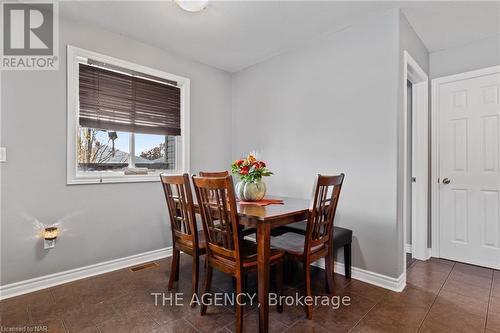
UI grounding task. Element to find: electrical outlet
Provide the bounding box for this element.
[0,147,5,162]
[44,239,56,249]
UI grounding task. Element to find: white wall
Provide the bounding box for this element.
[0,18,232,285]
[232,10,404,278]
[430,34,500,78]
[5,6,475,287]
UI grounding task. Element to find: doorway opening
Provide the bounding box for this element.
[403,51,430,278]
[406,79,417,269]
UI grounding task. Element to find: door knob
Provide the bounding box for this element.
[442,178,451,184]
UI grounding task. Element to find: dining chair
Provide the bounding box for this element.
[160,173,206,306]
[271,174,345,319]
[192,175,285,333]
[199,170,256,236]
[272,226,352,278]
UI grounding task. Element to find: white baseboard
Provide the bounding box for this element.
[1,246,407,300]
[312,259,406,292]
[406,245,433,260]
[412,248,433,261]
[0,247,173,300]
[424,248,432,260]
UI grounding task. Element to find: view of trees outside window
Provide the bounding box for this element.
[77,128,176,172]
[135,133,176,170]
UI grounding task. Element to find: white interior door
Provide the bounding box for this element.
[438,69,500,269]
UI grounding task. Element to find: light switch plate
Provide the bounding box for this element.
[0,147,5,162]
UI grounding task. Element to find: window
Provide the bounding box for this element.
[67,46,190,184]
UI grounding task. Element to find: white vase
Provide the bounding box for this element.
[236,180,266,201]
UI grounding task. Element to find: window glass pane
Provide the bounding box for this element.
[135,133,176,170]
[78,128,130,172]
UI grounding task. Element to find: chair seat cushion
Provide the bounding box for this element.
[279,222,352,249]
[270,232,324,256]
[176,230,206,255]
[333,226,352,247]
[239,239,284,268]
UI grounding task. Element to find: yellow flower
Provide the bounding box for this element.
[246,154,257,164]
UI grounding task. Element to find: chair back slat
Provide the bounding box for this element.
[199,171,229,177]
[305,174,345,252]
[199,171,231,204]
[192,176,241,263]
[160,174,198,246]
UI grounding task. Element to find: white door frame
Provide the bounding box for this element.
[403,51,430,262]
[431,65,500,257]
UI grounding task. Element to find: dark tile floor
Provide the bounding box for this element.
[1,255,499,332]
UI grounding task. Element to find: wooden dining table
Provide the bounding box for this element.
[236,196,310,333]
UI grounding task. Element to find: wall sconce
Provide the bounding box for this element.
[43,226,59,249]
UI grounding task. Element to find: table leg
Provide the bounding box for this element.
[257,223,271,333]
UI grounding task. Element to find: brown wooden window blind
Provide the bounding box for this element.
[78,63,181,136]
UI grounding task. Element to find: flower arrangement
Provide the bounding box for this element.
[231,154,273,183]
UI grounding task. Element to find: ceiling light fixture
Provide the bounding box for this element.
[175,0,208,13]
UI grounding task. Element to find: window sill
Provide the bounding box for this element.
[67,172,174,185]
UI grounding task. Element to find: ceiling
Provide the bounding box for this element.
[60,1,500,73]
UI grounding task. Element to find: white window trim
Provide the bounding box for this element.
[67,45,190,185]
